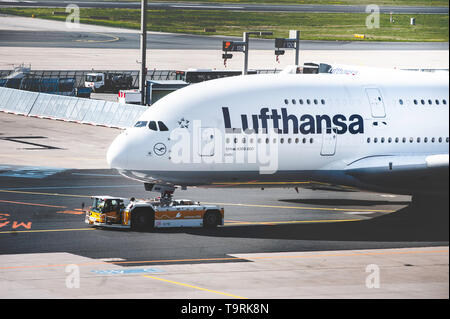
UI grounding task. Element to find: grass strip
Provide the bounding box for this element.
[1,7,448,42]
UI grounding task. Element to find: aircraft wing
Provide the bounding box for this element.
[345,154,449,195]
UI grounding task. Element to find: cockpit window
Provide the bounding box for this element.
[134,121,148,128]
[158,121,169,131]
[148,121,157,131]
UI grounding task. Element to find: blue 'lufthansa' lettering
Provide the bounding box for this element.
[222,107,364,135]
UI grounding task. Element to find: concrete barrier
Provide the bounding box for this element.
[0,87,38,115]
[29,93,77,120]
[81,99,107,125]
[0,87,146,129]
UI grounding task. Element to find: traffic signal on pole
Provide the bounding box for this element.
[222,40,245,52]
[275,38,285,48]
[223,41,234,51]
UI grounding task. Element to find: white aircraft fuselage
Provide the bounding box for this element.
[107,72,449,197]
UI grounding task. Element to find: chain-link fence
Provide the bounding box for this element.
[0,69,280,87]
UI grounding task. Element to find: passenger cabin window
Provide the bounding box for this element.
[134,121,148,128]
[148,121,158,131]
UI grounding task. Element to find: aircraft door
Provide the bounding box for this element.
[320,127,337,156]
[198,127,215,157]
[365,88,386,118]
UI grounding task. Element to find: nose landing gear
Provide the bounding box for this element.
[144,183,176,206]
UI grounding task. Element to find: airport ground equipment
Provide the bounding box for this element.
[75,87,92,98]
[84,72,133,93]
[175,69,257,84]
[118,89,141,105]
[145,80,189,105]
[84,195,224,230]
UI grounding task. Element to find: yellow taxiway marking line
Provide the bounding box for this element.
[0,189,90,198]
[0,228,95,235]
[143,275,247,299]
[212,181,329,185]
[205,202,395,213]
[0,190,396,213]
[0,199,67,208]
[224,219,361,226]
[0,218,358,235]
[211,181,357,189]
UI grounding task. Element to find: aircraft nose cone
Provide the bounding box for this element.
[106,132,129,169]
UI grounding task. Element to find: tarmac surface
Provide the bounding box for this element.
[0,112,448,298]
[0,0,448,14]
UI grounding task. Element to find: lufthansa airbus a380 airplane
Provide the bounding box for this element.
[107,70,449,206]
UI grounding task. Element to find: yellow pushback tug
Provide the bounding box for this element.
[84,195,224,230]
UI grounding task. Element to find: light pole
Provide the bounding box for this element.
[139,0,147,105]
[242,31,273,75]
[289,30,300,66]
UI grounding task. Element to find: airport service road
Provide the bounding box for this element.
[2,29,449,50]
[0,0,448,14]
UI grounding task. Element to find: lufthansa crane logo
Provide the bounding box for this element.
[153,143,167,156]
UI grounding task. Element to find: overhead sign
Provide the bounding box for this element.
[275,38,297,49]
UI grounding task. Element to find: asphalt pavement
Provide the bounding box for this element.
[1,29,448,50]
[0,0,448,14]
[0,167,447,262]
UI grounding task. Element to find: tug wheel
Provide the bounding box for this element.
[203,210,221,228]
